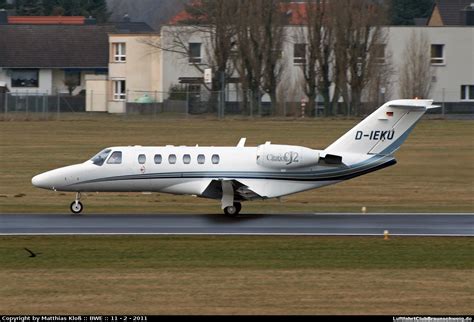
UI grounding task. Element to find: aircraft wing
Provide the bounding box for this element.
[201,179,264,201]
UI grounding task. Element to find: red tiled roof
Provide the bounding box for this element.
[8,16,86,25]
[282,2,308,25]
[168,10,191,25]
[168,1,309,25]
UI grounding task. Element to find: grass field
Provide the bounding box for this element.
[0,236,472,314]
[1,115,473,314]
[0,115,473,213]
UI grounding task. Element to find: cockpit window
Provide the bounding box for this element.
[91,149,111,166]
[107,151,122,164]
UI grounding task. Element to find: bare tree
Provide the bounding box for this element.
[261,0,286,115]
[145,0,238,111]
[332,0,390,115]
[233,0,285,114]
[297,0,338,116]
[365,44,395,112]
[398,30,433,99]
[233,0,265,113]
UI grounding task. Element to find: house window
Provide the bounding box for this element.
[64,70,81,89]
[11,69,39,87]
[461,85,474,100]
[374,44,386,64]
[113,80,126,101]
[189,43,202,64]
[294,43,306,65]
[431,44,445,65]
[113,42,126,62]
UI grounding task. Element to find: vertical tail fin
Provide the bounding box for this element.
[325,100,438,156]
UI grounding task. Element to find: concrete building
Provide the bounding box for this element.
[0,10,157,113]
[160,22,474,111]
[387,26,474,105]
[102,24,162,113]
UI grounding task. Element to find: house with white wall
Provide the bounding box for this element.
[160,3,473,113]
[0,12,110,99]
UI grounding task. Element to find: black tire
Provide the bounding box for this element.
[224,205,239,217]
[234,202,242,213]
[70,201,83,214]
[224,203,241,217]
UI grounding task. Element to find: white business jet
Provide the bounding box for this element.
[32,99,437,216]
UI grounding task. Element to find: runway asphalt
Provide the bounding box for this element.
[0,213,473,236]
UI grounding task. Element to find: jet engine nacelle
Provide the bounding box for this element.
[256,143,320,169]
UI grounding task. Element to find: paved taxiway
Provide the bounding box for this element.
[0,213,472,236]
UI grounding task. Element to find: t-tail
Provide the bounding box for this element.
[324,99,439,157]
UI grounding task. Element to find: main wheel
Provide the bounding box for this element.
[234,202,242,213]
[224,203,241,217]
[70,201,83,214]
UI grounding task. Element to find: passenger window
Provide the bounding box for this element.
[183,154,191,164]
[138,154,146,164]
[90,149,111,166]
[107,151,122,164]
[197,154,205,164]
[212,154,220,164]
[169,154,177,164]
[154,154,162,164]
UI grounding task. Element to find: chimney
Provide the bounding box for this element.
[0,9,8,25]
[465,4,474,26]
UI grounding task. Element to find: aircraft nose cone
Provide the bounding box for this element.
[32,173,53,190]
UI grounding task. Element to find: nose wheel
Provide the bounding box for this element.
[70,192,83,214]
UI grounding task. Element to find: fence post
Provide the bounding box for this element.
[125,90,128,115]
[26,90,29,116]
[90,90,93,112]
[258,93,262,117]
[42,94,46,119]
[4,92,8,114]
[57,90,60,120]
[185,87,189,118]
[154,91,158,118]
[442,88,445,117]
[34,90,37,113]
[221,72,225,119]
[250,90,253,118]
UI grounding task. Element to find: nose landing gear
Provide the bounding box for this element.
[70,192,83,214]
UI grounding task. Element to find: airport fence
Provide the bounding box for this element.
[1,88,472,120]
[0,92,85,120]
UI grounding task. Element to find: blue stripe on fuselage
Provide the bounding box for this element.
[68,156,396,186]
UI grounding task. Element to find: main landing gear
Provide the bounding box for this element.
[70,192,83,214]
[224,202,242,217]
